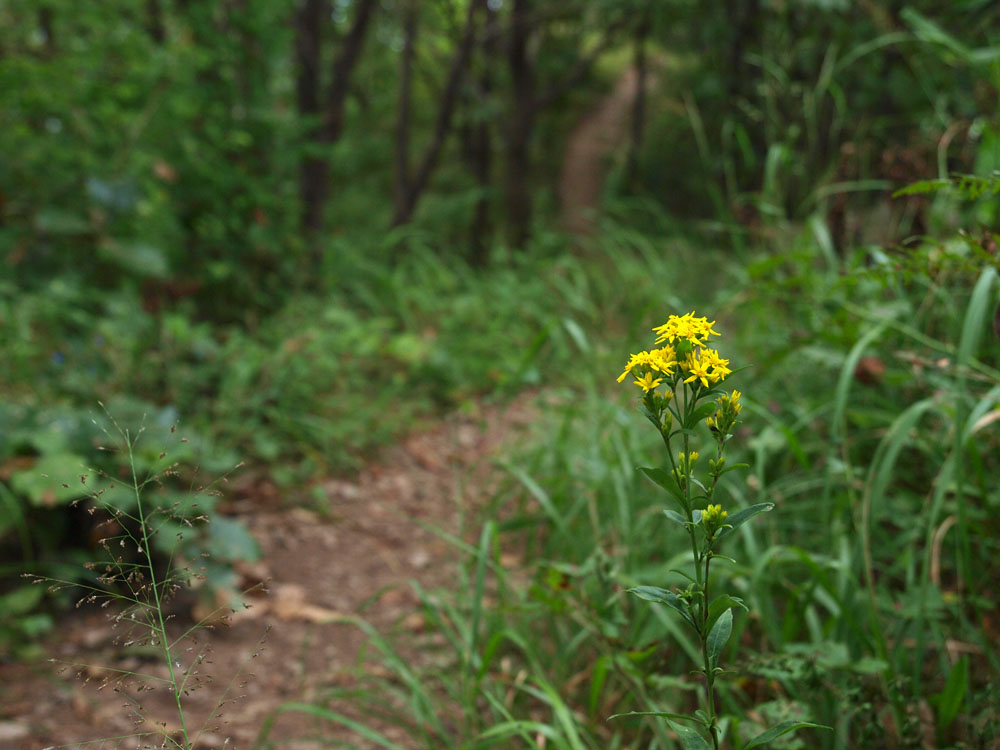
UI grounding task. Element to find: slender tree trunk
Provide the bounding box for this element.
[503,3,624,246]
[467,2,499,263]
[295,0,327,236]
[323,0,376,145]
[392,0,485,227]
[296,0,376,248]
[38,5,56,55]
[146,0,165,44]
[393,0,418,224]
[505,0,535,248]
[727,0,760,100]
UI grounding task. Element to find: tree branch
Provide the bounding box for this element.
[393,0,486,225]
[324,0,378,143]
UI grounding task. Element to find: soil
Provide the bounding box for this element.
[559,67,643,235]
[0,397,535,750]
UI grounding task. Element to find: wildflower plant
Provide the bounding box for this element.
[613,313,826,749]
[26,408,263,750]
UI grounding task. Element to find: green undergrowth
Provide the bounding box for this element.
[276,224,1000,749]
[0,214,717,652]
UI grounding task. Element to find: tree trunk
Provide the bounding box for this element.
[503,2,624,246]
[296,0,376,248]
[466,2,499,263]
[146,0,165,44]
[38,5,56,55]
[392,0,485,227]
[324,0,377,145]
[505,0,535,248]
[726,0,760,100]
[393,0,418,224]
[294,0,327,236]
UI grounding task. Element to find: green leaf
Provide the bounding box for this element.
[640,404,661,430]
[34,209,91,235]
[743,720,830,749]
[714,503,775,544]
[706,595,748,635]
[706,608,732,671]
[667,719,712,750]
[629,586,697,630]
[10,454,89,506]
[503,462,567,533]
[639,466,687,512]
[0,585,45,617]
[608,711,698,724]
[934,655,968,729]
[207,517,260,562]
[719,462,750,475]
[663,509,688,526]
[892,179,949,198]
[99,240,170,278]
[664,509,701,527]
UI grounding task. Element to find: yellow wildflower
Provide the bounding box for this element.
[649,345,677,374]
[730,390,742,414]
[617,351,650,383]
[652,311,721,348]
[634,372,663,393]
[678,451,699,468]
[683,352,713,388]
[702,348,732,383]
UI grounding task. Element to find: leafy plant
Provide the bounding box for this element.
[611,313,827,749]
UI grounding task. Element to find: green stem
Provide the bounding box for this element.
[702,550,720,750]
[128,433,192,750]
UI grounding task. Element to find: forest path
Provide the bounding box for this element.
[6,398,535,750]
[559,66,642,234]
[5,73,641,750]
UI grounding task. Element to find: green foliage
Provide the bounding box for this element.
[0,401,247,654]
[2,0,999,746]
[297,216,1000,749]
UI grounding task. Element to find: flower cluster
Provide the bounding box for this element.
[617,312,731,392]
[706,390,743,438]
[701,503,729,536]
[652,311,721,348]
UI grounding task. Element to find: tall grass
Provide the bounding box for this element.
[264,222,1000,749]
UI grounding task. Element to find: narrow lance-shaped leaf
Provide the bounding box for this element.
[639,466,688,513]
[664,509,702,527]
[719,462,750,475]
[640,403,661,430]
[714,503,774,544]
[936,655,969,729]
[706,594,748,636]
[667,718,713,750]
[706,608,732,672]
[608,711,699,724]
[629,586,696,630]
[743,720,831,749]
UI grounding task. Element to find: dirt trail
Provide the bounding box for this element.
[559,67,642,235]
[2,398,534,750]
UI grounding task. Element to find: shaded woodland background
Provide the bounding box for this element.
[1,1,1000,748]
